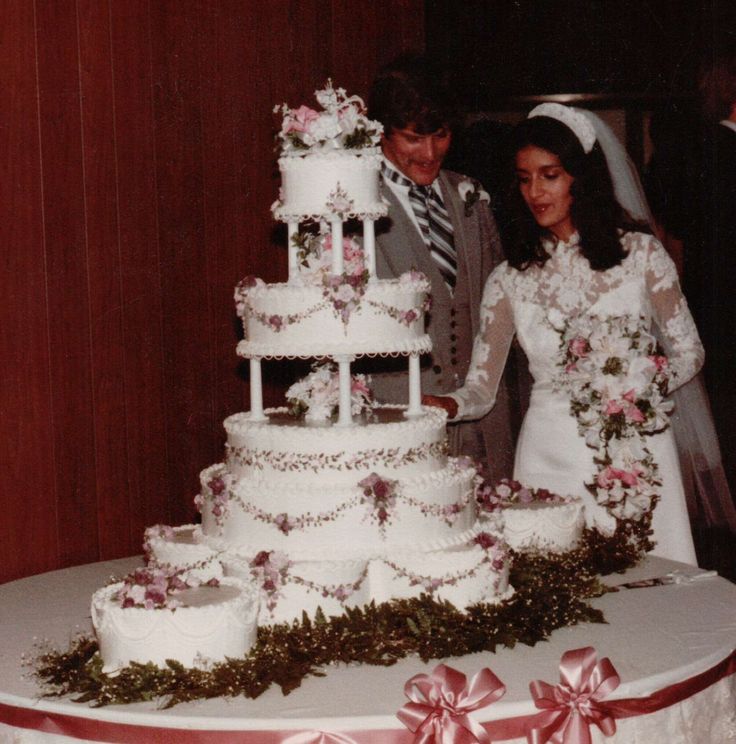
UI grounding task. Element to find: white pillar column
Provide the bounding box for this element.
[249,358,267,422]
[336,356,354,427]
[407,353,422,417]
[363,218,376,280]
[287,222,298,281]
[331,219,344,275]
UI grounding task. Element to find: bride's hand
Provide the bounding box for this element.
[421,394,458,419]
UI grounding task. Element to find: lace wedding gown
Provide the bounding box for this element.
[452,231,703,564]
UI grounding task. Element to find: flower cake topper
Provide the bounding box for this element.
[116,566,219,611]
[293,229,366,286]
[286,362,374,423]
[274,80,383,154]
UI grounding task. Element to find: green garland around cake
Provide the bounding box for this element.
[31,526,647,709]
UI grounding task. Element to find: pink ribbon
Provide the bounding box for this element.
[526,647,620,744]
[397,663,506,743]
[282,732,359,744]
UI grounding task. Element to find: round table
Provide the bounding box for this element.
[0,555,735,743]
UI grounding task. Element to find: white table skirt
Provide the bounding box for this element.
[0,556,735,743]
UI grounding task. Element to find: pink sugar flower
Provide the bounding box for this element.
[334,585,353,601]
[283,105,320,134]
[268,315,283,330]
[474,532,497,550]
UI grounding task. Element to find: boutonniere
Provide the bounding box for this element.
[458,178,490,217]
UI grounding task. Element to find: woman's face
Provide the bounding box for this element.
[515,145,575,241]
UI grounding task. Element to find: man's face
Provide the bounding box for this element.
[381,124,452,185]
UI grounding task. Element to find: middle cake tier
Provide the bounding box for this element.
[235,275,432,359]
[224,405,449,485]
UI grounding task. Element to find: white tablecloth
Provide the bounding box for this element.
[0,556,735,743]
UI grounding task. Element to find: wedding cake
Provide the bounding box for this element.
[183,82,512,624]
[92,83,584,669]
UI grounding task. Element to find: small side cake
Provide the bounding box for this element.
[477,478,585,553]
[91,570,258,672]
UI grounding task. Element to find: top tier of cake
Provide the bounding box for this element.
[270,81,388,223]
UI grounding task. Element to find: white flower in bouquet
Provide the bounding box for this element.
[625,355,658,393]
[589,328,631,362]
[547,307,566,331]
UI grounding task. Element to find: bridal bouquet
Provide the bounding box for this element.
[274,80,382,154]
[551,312,672,522]
[286,362,374,423]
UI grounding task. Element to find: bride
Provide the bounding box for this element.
[425,103,703,564]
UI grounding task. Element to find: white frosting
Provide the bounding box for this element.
[145,525,223,582]
[198,458,478,556]
[237,278,431,359]
[224,405,449,485]
[221,536,512,625]
[500,500,586,553]
[91,578,258,672]
[273,150,388,222]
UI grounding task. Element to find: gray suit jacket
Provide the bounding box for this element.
[373,169,519,482]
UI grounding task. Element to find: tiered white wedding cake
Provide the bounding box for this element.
[91,83,583,671]
[188,82,512,624]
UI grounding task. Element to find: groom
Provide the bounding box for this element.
[367,54,519,482]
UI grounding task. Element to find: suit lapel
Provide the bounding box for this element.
[439,171,481,311]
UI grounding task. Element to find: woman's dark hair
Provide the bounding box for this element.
[504,115,647,272]
[368,53,458,135]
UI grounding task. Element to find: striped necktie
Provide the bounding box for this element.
[381,162,457,292]
[408,184,457,292]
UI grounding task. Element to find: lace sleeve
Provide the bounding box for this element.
[644,235,704,390]
[448,265,516,420]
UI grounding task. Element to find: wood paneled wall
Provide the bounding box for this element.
[1,0,423,583]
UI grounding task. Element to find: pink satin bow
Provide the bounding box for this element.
[397,663,506,743]
[526,647,620,744]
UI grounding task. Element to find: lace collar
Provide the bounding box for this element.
[541,231,580,255]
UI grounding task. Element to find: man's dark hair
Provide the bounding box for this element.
[368,53,457,135]
[504,115,648,272]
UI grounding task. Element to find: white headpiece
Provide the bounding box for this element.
[528,103,597,153]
